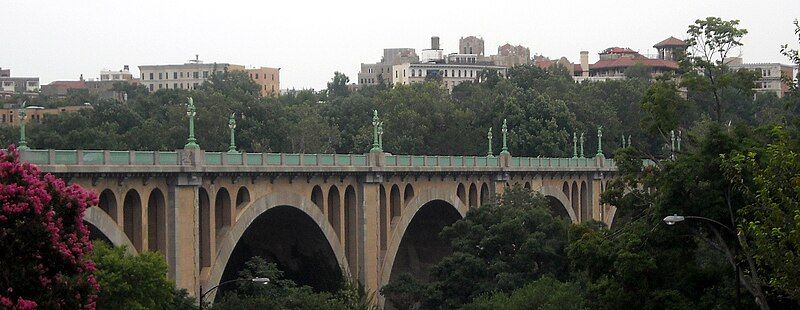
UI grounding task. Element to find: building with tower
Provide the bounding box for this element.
[573,36,685,81]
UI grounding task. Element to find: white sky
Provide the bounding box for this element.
[2,0,798,90]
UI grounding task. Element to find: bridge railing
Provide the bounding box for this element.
[18,149,645,170]
[383,155,501,167]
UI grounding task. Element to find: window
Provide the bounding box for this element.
[272,74,274,81]
[418,69,422,76]
[395,71,398,78]
[411,70,415,77]
[174,72,178,79]
[193,72,199,79]
[2,115,4,122]
[255,73,259,79]
[444,70,448,77]
[451,70,454,77]
[180,72,184,78]
[458,70,461,77]
[180,83,184,89]
[174,83,178,89]
[403,70,406,77]
[193,82,199,88]
[158,84,162,89]
[149,73,154,80]
[149,84,154,91]
[158,72,163,79]
[203,71,209,78]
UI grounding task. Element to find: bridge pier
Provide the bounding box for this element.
[169,173,202,298]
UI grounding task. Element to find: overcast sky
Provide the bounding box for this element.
[3,0,798,90]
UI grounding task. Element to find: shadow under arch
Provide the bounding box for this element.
[84,206,136,255]
[537,186,578,223]
[207,192,349,303]
[379,188,468,295]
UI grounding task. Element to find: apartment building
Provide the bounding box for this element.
[139,60,244,92]
[0,67,40,97]
[245,67,280,97]
[726,57,796,98]
[0,105,89,126]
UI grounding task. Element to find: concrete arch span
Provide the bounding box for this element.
[84,206,137,255]
[207,192,350,302]
[379,188,468,292]
[537,185,578,223]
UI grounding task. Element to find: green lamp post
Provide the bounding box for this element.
[579,132,585,158]
[596,126,604,158]
[228,113,238,154]
[184,97,200,149]
[377,121,384,150]
[500,119,510,156]
[572,132,578,158]
[371,110,382,152]
[487,127,493,157]
[17,102,29,151]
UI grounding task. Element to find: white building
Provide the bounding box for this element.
[100,65,134,81]
[391,62,507,91]
[726,57,796,98]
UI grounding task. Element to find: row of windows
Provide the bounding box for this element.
[400,68,479,78]
[148,82,200,92]
[360,78,377,84]
[248,73,276,80]
[143,71,211,80]
[1,113,45,124]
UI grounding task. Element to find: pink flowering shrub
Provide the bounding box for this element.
[0,146,99,309]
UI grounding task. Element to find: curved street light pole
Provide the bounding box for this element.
[199,277,269,309]
[663,214,740,309]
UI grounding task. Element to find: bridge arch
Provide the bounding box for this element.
[235,186,251,210]
[480,182,489,205]
[208,191,349,303]
[147,188,167,253]
[456,183,466,205]
[380,188,468,291]
[390,185,401,220]
[538,185,578,223]
[98,189,118,222]
[84,206,136,255]
[215,187,233,233]
[123,189,143,252]
[468,183,478,208]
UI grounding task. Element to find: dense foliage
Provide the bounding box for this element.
[90,242,195,309]
[0,146,98,309]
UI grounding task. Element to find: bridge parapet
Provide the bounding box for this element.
[19,149,623,172]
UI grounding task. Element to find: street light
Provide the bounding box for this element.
[199,277,269,309]
[662,214,740,309]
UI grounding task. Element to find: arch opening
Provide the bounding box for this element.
[571,181,579,221]
[456,183,466,205]
[147,189,167,253]
[218,205,343,297]
[215,188,232,233]
[311,185,324,211]
[199,187,212,268]
[390,185,401,221]
[379,185,388,252]
[403,184,415,207]
[468,183,478,208]
[327,186,341,238]
[562,181,569,198]
[236,186,251,210]
[480,183,489,206]
[123,189,142,252]
[524,181,531,190]
[344,186,358,274]
[98,189,117,222]
[386,200,462,294]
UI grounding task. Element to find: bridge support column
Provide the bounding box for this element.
[168,173,202,298]
[360,172,382,299]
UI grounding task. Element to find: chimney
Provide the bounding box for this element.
[123,65,129,71]
[79,74,84,81]
[431,36,440,50]
[580,51,589,77]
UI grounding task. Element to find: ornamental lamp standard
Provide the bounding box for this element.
[184,97,200,149]
[228,113,238,154]
[487,127,493,157]
[500,119,510,156]
[199,277,270,309]
[17,101,29,151]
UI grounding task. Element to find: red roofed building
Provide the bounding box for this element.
[573,37,686,81]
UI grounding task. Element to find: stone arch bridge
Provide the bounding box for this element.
[20,148,619,305]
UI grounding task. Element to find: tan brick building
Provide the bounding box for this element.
[245,67,280,97]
